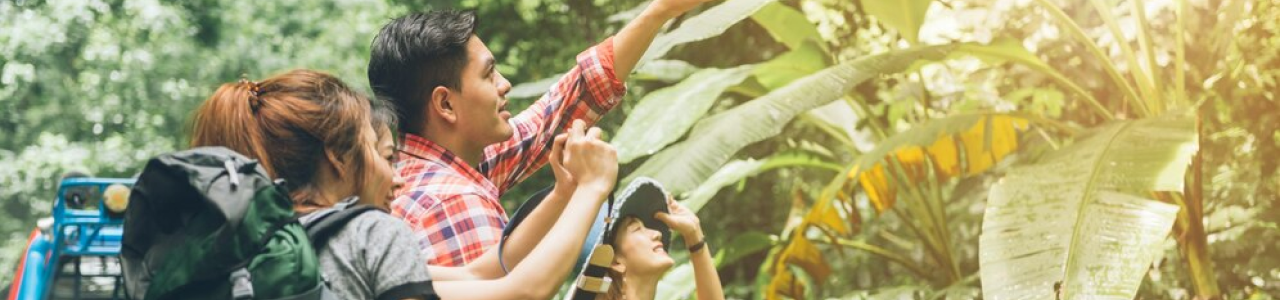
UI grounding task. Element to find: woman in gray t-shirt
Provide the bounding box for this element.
[302,200,435,300]
[191,71,438,299]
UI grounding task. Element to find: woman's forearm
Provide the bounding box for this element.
[435,187,606,300]
[503,186,610,299]
[613,7,673,82]
[427,265,480,281]
[490,188,572,277]
[688,235,724,300]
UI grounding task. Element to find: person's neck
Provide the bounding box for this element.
[296,170,350,213]
[622,272,662,300]
[421,126,485,167]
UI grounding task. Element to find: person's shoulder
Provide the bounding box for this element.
[401,162,471,187]
[337,210,417,243]
[397,156,455,180]
[404,173,492,199]
[349,210,407,231]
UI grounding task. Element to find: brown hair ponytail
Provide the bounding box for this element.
[190,69,375,209]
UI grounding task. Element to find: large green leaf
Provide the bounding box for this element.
[960,38,1112,119]
[681,159,765,213]
[750,2,824,50]
[612,66,755,163]
[954,38,1050,70]
[632,59,701,83]
[625,44,960,194]
[606,0,652,23]
[979,116,1197,299]
[752,41,831,90]
[516,0,774,99]
[805,100,866,150]
[913,38,1113,119]
[681,151,841,212]
[507,73,562,99]
[861,0,934,45]
[510,60,700,99]
[640,0,776,64]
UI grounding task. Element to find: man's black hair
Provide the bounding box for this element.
[368,10,478,135]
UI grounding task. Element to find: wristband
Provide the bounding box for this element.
[688,240,707,253]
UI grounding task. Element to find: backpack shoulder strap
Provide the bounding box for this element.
[303,202,380,250]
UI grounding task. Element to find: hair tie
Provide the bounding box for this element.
[239,78,264,113]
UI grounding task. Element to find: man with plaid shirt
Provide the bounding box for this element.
[368,0,713,268]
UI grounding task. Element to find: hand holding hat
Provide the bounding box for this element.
[654,198,704,245]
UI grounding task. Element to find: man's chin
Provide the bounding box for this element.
[485,128,515,145]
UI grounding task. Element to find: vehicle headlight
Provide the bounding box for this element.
[104,184,130,214]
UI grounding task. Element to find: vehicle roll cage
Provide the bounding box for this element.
[8,177,132,300]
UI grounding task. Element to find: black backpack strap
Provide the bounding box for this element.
[498,186,555,274]
[497,184,618,275]
[303,201,380,250]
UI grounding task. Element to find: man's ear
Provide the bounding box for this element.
[429,86,457,124]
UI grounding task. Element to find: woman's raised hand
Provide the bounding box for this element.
[654,197,704,244]
[548,133,575,193]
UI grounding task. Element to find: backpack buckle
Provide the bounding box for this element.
[575,275,612,293]
[224,159,241,188]
[230,268,254,300]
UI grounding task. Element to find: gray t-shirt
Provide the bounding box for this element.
[302,202,436,300]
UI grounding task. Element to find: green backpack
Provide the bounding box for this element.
[121,147,324,300]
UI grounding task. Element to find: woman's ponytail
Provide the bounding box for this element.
[190,70,375,210]
[190,80,275,175]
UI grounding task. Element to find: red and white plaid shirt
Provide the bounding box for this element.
[391,38,626,266]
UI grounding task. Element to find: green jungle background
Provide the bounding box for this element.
[2,0,1277,298]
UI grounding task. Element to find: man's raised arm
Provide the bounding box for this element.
[613,0,714,82]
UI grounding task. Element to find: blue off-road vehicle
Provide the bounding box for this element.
[5,176,132,300]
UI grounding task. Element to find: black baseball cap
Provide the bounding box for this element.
[606,177,671,251]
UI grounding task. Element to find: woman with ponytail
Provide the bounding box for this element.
[190,69,619,300]
[191,72,382,212]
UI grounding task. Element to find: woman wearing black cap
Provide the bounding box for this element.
[600,179,724,300]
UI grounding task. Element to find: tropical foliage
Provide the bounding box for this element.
[3,0,1278,299]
